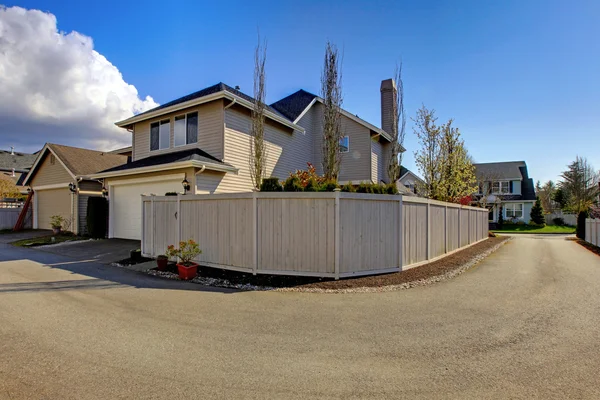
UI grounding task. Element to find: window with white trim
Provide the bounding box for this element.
[505,203,523,218]
[150,119,170,151]
[339,136,349,153]
[492,181,510,194]
[174,112,198,147]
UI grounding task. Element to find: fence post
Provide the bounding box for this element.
[334,191,340,280]
[141,198,145,255]
[398,195,403,271]
[426,201,431,260]
[458,207,462,247]
[150,195,155,257]
[252,192,258,275]
[445,205,448,254]
[176,194,181,246]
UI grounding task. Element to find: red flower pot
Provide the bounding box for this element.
[177,262,198,280]
[156,256,168,271]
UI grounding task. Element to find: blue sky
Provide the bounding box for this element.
[4,0,600,183]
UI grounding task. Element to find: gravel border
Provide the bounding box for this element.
[138,237,511,293]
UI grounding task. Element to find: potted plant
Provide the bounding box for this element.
[156,254,168,271]
[50,215,64,235]
[130,249,142,262]
[165,239,201,280]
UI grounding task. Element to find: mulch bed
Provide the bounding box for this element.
[150,236,509,290]
[573,238,600,257]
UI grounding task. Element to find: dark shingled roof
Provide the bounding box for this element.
[474,161,536,201]
[98,148,234,174]
[133,82,287,120]
[0,149,37,172]
[270,90,318,121]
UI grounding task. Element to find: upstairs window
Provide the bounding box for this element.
[174,112,198,147]
[150,119,170,151]
[339,136,349,153]
[492,181,510,194]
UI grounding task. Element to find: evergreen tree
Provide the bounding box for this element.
[530,197,545,225]
[497,206,504,228]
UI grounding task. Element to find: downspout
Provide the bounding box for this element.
[194,165,207,194]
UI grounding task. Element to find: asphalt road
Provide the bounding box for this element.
[1,235,599,399]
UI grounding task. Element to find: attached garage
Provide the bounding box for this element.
[36,188,72,230]
[110,178,183,240]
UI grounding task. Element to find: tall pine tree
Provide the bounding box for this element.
[530,197,545,225]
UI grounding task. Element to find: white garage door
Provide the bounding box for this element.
[111,180,182,240]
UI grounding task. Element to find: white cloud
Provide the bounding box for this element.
[0,6,158,152]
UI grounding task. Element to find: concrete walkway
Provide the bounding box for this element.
[1,236,600,399]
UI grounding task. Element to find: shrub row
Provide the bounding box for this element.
[260,177,398,194]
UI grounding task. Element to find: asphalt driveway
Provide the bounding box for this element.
[33,237,141,264]
[1,236,599,399]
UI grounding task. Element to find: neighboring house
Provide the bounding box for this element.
[398,166,424,195]
[472,161,537,223]
[23,144,127,234]
[91,79,405,240]
[0,147,38,194]
[109,146,133,158]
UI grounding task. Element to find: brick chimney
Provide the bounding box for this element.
[380,79,397,135]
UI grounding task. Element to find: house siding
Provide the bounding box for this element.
[216,106,313,193]
[371,140,383,183]
[308,103,372,183]
[133,100,224,162]
[30,153,72,187]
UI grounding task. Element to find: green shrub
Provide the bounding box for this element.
[260,177,282,192]
[304,177,319,192]
[553,217,565,226]
[165,192,178,196]
[356,182,372,193]
[283,175,303,192]
[577,210,589,239]
[530,197,545,225]
[341,183,356,192]
[320,179,339,192]
[385,183,399,195]
[497,206,504,229]
[86,197,108,238]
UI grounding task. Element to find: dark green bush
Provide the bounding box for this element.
[356,182,372,193]
[304,177,318,192]
[165,192,178,196]
[86,197,108,238]
[577,210,589,239]
[320,180,339,192]
[497,206,504,229]
[553,217,565,226]
[385,183,399,195]
[341,183,356,192]
[283,175,303,192]
[530,197,545,225]
[260,177,282,192]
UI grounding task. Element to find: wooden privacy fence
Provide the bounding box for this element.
[585,219,600,247]
[142,192,489,279]
[0,207,31,230]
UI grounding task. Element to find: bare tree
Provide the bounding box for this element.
[387,62,406,183]
[321,41,343,181]
[413,105,441,198]
[249,33,267,190]
[474,169,503,212]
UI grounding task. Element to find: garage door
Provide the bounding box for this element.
[36,188,71,230]
[111,180,182,240]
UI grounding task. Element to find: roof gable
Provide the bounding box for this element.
[24,143,128,185]
[473,161,527,180]
[270,90,318,121]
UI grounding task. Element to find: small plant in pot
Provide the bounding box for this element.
[165,239,201,280]
[156,254,168,271]
[50,215,64,235]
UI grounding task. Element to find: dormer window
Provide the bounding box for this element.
[492,181,510,194]
[150,119,170,151]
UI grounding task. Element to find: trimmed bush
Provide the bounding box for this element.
[283,176,303,192]
[86,197,108,238]
[165,192,178,196]
[304,177,318,192]
[497,206,504,229]
[385,183,399,195]
[320,180,339,192]
[356,182,373,193]
[341,183,356,193]
[260,177,282,192]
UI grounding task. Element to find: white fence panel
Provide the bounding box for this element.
[0,207,31,230]
[586,219,600,247]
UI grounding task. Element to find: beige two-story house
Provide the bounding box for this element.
[91,80,404,240]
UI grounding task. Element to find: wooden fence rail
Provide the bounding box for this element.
[142,192,488,279]
[586,219,600,247]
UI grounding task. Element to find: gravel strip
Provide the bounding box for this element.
[134,237,510,293]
